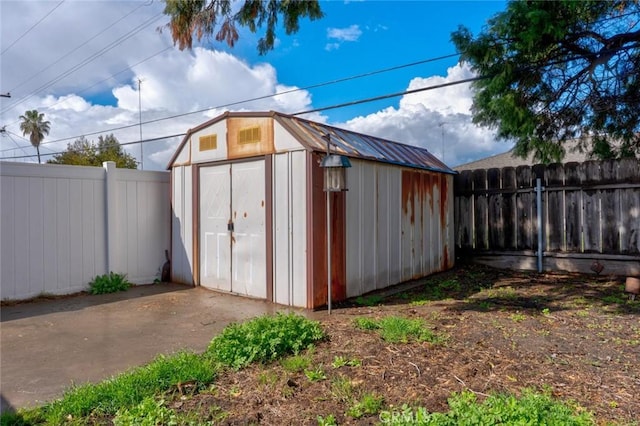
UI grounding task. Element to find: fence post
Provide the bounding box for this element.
[104,161,117,273]
[535,178,545,272]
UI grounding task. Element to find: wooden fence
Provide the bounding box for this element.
[454,158,640,275]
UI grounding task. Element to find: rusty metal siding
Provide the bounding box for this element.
[171,165,194,285]
[309,152,347,309]
[227,117,274,160]
[272,151,307,307]
[400,169,453,278]
[346,161,404,297]
[346,162,453,298]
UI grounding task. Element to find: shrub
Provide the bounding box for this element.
[207,313,325,369]
[89,272,131,294]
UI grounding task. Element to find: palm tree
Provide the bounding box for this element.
[19,110,50,164]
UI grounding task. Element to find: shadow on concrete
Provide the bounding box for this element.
[0,283,193,322]
[1,393,16,415]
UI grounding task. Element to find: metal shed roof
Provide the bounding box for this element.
[275,114,455,174]
[168,111,455,174]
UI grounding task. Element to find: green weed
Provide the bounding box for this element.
[378,389,594,425]
[207,313,324,369]
[88,272,131,294]
[354,316,444,344]
[510,312,526,322]
[304,366,327,382]
[113,397,178,426]
[331,355,361,368]
[330,375,356,402]
[317,414,337,426]
[347,392,384,418]
[281,353,312,373]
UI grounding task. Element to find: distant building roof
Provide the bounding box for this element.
[454,141,591,171]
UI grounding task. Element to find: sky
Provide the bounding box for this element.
[0,0,508,170]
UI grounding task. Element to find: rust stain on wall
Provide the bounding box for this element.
[401,170,414,225]
[227,117,275,159]
[440,174,449,227]
[308,152,347,309]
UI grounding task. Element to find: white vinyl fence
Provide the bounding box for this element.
[0,161,171,301]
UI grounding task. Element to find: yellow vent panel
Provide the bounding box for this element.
[199,134,217,151]
[238,126,261,144]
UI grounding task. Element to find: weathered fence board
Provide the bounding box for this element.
[516,166,533,250]
[455,158,640,274]
[473,169,488,250]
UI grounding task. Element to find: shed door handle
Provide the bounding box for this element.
[227,221,234,232]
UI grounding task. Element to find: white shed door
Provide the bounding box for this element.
[199,160,266,298]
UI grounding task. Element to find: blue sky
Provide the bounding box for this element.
[1,0,509,169]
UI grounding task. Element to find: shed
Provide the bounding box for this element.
[168,111,456,309]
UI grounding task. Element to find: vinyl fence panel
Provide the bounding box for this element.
[0,162,170,301]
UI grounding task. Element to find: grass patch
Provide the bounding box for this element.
[330,375,356,403]
[113,397,178,425]
[379,389,594,425]
[88,272,131,295]
[4,351,215,424]
[2,314,323,425]
[281,353,312,373]
[354,316,444,344]
[207,313,324,370]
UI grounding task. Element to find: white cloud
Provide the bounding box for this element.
[327,24,362,42]
[1,42,317,169]
[325,42,341,51]
[337,63,509,167]
[1,2,503,171]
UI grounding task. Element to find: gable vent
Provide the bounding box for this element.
[199,134,217,151]
[238,126,261,144]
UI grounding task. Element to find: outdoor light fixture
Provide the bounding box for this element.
[320,133,351,315]
[320,133,351,192]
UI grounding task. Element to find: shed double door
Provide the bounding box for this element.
[199,160,266,298]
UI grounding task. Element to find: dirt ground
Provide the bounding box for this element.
[170,264,639,425]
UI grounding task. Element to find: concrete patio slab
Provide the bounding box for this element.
[0,284,300,413]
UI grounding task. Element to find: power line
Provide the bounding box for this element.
[0,53,460,152]
[1,133,186,160]
[1,74,483,160]
[292,75,488,116]
[8,1,152,95]
[2,46,173,129]
[1,0,65,55]
[0,12,165,115]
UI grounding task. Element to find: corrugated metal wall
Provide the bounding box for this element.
[171,165,194,285]
[272,151,307,307]
[345,160,454,298]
